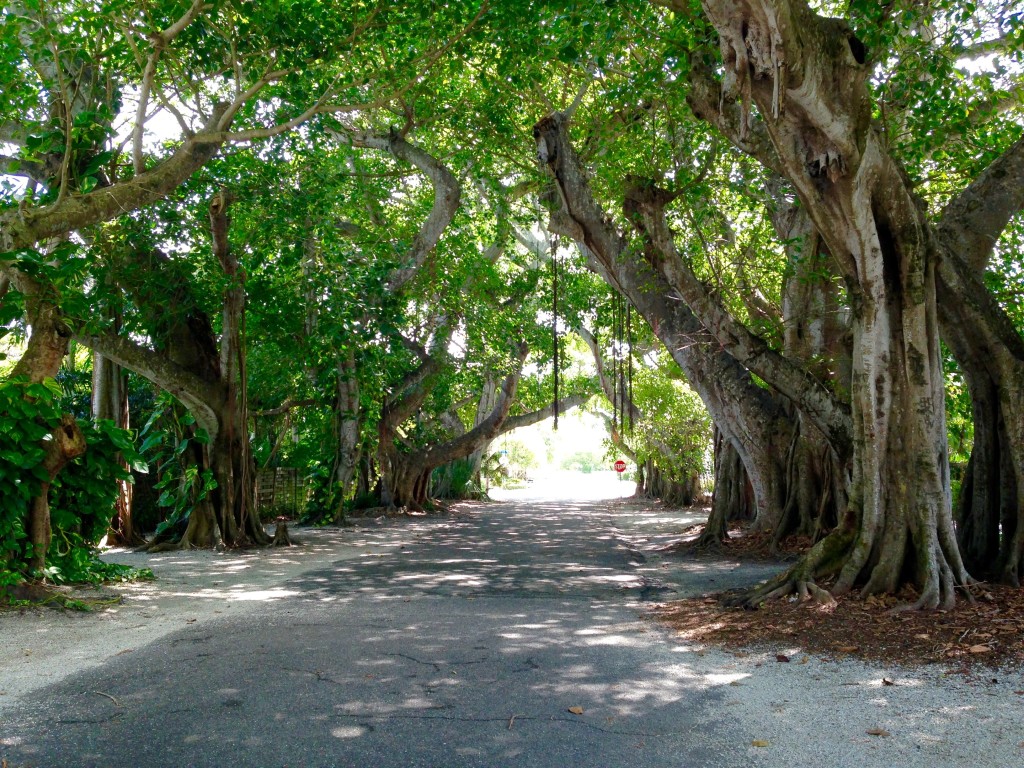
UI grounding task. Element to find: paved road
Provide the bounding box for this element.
[1,498,783,768]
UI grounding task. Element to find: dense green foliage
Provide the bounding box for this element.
[0,378,146,586]
[1,0,1022,598]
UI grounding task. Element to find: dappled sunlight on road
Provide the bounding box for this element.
[5,494,1020,768]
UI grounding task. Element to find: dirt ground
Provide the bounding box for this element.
[654,523,1024,676]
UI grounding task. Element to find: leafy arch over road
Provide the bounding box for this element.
[0,0,1021,610]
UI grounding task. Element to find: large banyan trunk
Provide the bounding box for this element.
[937,248,1024,585]
[536,115,799,537]
[379,456,432,510]
[131,190,271,550]
[692,0,969,607]
[952,371,1017,578]
[695,429,755,549]
[640,462,701,507]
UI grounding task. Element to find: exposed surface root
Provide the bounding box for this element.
[721,528,854,608]
[662,521,810,559]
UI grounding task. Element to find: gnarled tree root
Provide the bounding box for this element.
[724,528,855,609]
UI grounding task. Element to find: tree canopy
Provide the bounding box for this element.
[1,0,1022,609]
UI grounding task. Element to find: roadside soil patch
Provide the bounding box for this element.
[656,522,1024,672]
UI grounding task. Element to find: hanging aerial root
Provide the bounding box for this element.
[723,528,855,609]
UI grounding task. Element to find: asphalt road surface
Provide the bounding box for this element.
[0,496,788,768]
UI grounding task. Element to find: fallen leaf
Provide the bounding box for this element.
[968,644,992,654]
[882,678,895,686]
[568,706,584,715]
[186,618,196,624]
[751,740,770,747]
[836,646,859,653]
[775,654,790,663]
[914,634,930,640]
[798,656,809,665]
[866,729,890,737]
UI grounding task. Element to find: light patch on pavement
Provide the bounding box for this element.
[227,588,301,602]
[331,726,369,739]
[704,672,750,686]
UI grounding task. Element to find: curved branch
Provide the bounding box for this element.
[577,324,641,422]
[499,392,593,434]
[75,330,222,438]
[351,133,462,292]
[937,134,1024,271]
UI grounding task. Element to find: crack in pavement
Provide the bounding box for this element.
[329,711,668,737]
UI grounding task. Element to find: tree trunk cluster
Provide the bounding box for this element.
[535,0,1024,606]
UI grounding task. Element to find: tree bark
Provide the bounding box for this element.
[331,351,362,522]
[535,112,795,534]
[27,415,87,576]
[689,0,969,606]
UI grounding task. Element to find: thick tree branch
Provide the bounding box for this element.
[499,392,592,434]
[937,133,1024,270]
[628,182,852,455]
[75,330,222,437]
[350,133,461,292]
[0,105,227,253]
[419,343,529,467]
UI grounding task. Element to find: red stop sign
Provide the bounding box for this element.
[613,460,627,473]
